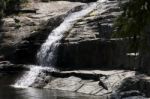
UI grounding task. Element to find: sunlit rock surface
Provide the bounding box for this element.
[39,70,136,96]
[0,1,84,63]
[0,0,150,98]
[28,69,150,98]
[0,0,137,69]
[57,0,134,69]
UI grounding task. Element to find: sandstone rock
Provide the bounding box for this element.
[45,76,83,91]
[41,70,136,96]
[1,18,16,27]
[0,1,84,64]
[0,0,149,98]
[77,81,102,94]
[56,0,134,70]
[0,0,133,71]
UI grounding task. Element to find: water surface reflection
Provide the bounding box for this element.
[0,87,101,99]
[0,73,102,99]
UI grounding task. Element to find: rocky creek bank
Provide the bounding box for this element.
[0,0,150,99]
[30,68,150,99]
[0,62,150,99]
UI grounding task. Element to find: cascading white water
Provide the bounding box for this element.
[13,66,56,88]
[36,2,100,67]
[13,0,107,88]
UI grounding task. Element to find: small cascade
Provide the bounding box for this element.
[13,0,107,88]
[13,66,56,88]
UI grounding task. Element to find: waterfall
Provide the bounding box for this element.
[12,66,56,88]
[36,2,99,67]
[13,0,106,88]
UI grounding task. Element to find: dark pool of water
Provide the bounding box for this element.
[0,73,101,99]
[0,86,102,99]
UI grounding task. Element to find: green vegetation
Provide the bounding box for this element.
[0,0,27,18]
[114,0,150,52]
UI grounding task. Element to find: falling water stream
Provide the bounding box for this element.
[13,0,106,88]
[37,2,98,66]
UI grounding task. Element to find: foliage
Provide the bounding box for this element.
[113,0,150,52]
[0,0,27,18]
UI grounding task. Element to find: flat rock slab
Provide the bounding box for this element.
[43,70,136,96]
[45,76,83,91]
[25,68,150,98]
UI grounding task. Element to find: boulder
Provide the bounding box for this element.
[31,70,149,98]
[117,75,150,97]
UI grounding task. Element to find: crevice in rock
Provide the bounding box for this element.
[45,71,105,81]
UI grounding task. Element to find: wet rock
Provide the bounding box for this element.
[31,77,45,88]
[44,76,51,83]
[57,39,133,70]
[117,75,150,97]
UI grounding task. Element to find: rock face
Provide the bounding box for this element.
[0,1,150,98]
[56,0,136,69]
[0,1,84,64]
[0,0,138,70]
